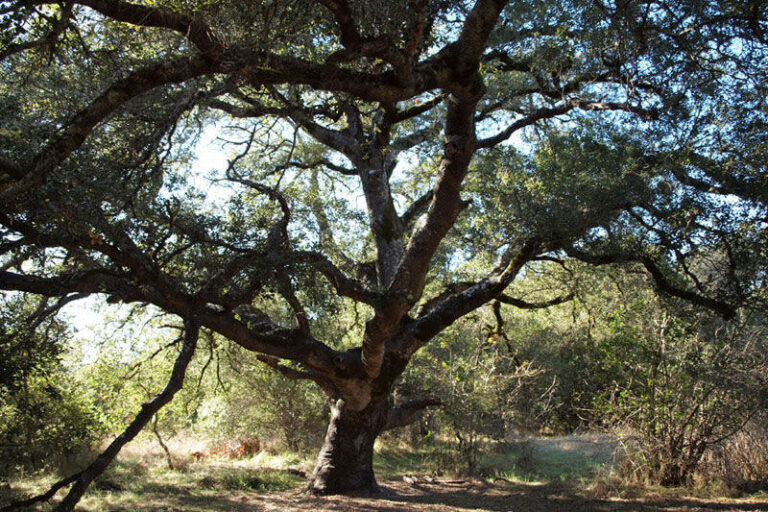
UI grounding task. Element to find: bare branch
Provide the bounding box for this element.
[28,292,89,329]
[400,190,433,227]
[200,97,286,119]
[315,0,410,82]
[1,54,215,203]
[276,271,310,335]
[256,354,315,380]
[256,354,337,397]
[75,0,220,54]
[384,93,445,124]
[475,103,576,149]
[391,126,436,152]
[0,262,340,377]
[563,245,737,319]
[497,292,575,309]
[267,88,361,157]
[0,269,131,298]
[476,99,657,150]
[483,49,534,72]
[291,250,379,305]
[314,0,362,48]
[383,397,442,431]
[266,158,356,177]
[401,238,544,348]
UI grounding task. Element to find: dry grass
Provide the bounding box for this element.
[2,435,768,511]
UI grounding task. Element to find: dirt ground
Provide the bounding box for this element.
[141,477,768,512]
[6,436,768,512]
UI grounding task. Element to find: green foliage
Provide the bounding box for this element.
[71,311,328,454]
[400,308,556,474]
[194,343,328,453]
[0,372,100,477]
[198,468,300,492]
[594,305,768,486]
[400,262,768,488]
[0,295,102,475]
[71,315,203,438]
[0,296,61,392]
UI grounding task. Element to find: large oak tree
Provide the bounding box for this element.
[1,0,766,508]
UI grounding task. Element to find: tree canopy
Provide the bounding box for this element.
[1,0,766,507]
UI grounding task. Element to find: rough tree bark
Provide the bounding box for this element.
[308,396,390,495]
[307,374,441,495]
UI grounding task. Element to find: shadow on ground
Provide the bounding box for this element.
[240,478,768,512]
[7,476,768,511]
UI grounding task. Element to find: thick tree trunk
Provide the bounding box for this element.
[308,396,389,495]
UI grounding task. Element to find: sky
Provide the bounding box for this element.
[62,126,230,343]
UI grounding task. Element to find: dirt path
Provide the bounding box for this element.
[8,476,768,511]
[179,478,768,512]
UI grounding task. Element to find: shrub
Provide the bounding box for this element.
[0,295,102,476]
[0,372,100,476]
[193,344,328,453]
[704,415,768,492]
[597,306,768,486]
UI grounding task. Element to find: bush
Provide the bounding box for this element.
[0,373,100,476]
[194,343,328,453]
[400,265,768,488]
[596,306,768,486]
[400,317,550,475]
[0,295,102,476]
[704,415,768,492]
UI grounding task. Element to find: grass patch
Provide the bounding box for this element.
[93,460,151,492]
[482,436,616,484]
[6,435,767,511]
[376,443,437,476]
[198,468,301,492]
[0,443,308,512]
[376,435,617,484]
[376,440,473,477]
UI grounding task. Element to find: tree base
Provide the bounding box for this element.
[308,397,388,495]
[308,478,383,497]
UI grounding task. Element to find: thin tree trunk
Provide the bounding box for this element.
[52,323,198,511]
[152,414,175,470]
[0,323,199,512]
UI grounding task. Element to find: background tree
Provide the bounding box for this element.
[591,293,768,486]
[0,0,766,507]
[0,294,102,476]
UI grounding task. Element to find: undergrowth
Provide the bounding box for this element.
[3,434,768,511]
